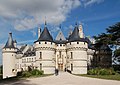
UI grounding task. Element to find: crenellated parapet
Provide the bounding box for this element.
[66,42,88,51]
[2,48,17,53]
[34,41,56,51]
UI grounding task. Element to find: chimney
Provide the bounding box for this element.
[38,26,41,38]
[13,40,17,48]
[79,24,84,38]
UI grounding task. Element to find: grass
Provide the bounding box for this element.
[76,74,120,81]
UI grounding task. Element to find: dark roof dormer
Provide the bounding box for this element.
[4,33,15,48]
[35,21,53,42]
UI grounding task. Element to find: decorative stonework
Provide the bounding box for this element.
[67,47,87,51]
[35,47,55,51]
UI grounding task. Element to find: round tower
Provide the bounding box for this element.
[34,22,56,74]
[67,23,88,74]
[2,33,17,79]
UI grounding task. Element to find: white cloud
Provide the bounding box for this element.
[0,0,81,31]
[82,0,104,7]
[31,30,37,37]
[0,0,104,31]
[0,44,4,50]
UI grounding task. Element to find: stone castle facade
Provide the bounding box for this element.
[2,22,111,79]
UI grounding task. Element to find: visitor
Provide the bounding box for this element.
[55,68,59,76]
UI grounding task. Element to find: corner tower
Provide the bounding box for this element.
[67,23,88,74]
[2,33,17,79]
[34,21,56,74]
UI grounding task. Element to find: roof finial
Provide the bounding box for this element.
[45,16,47,27]
[59,24,61,30]
[75,17,78,26]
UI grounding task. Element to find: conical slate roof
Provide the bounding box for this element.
[68,24,87,42]
[36,27,53,42]
[4,33,15,48]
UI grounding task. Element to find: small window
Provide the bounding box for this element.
[77,42,79,44]
[84,42,85,44]
[32,58,33,62]
[40,52,42,59]
[71,64,73,71]
[40,63,42,70]
[39,42,41,44]
[71,52,73,59]
[70,42,71,45]
[60,44,62,46]
[51,42,52,45]
[45,42,47,44]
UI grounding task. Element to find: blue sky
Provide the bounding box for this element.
[0,0,120,65]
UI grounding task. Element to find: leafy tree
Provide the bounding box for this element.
[94,22,120,64]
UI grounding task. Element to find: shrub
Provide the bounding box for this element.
[18,69,44,78]
[22,71,32,77]
[87,68,116,75]
[31,69,44,76]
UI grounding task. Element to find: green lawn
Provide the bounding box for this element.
[78,74,120,81]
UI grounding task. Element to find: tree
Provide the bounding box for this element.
[94,22,120,65]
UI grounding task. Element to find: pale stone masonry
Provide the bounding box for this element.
[2,22,95,79]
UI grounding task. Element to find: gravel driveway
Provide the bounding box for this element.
[0,72,120,85]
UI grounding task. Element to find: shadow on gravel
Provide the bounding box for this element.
[0,77,37,85]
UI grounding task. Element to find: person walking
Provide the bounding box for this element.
[55,68,59,76]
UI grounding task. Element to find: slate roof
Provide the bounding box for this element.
[56,30,66,40]
[68,25,87,42]
[35,26,53,42]
[4,33,15,48]
[54,40,67,44]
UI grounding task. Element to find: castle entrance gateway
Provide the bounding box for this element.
[58,58,63,71]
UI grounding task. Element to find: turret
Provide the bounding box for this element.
[13,40,17,48]
[38,26,41,38]
[78,24,84,38]
[67,23,88,74]
[2,33,17,79]
[34,21,56,74]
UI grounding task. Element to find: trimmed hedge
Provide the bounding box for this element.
[87,68,116,75]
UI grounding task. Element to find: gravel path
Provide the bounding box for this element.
[0,72,120,85]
